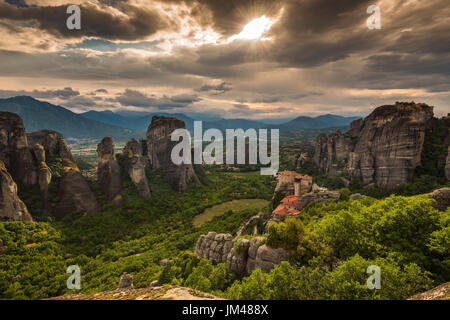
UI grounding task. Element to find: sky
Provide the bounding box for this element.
[0,0,448,119]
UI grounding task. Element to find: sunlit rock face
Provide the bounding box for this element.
[0,160,33,222]
[28,129,100,219]
[0,112,37,186]
[314,103,434,189]
[123,138,151,198]
[146,116,199,192]
[97,137,123,207]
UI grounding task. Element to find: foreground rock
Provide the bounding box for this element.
[428,188,450,212]
[0,161,33,222]
[408,282,450,300]
[0,112,37,186]
[146,116,200,192]
[314,102,435,188]
[123,139,151,198]
[195,232,291,276]
[97,137,123,207]
[47,286,222,300]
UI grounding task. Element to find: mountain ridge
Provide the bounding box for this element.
[0,96,143,140]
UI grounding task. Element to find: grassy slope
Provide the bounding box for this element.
[193,199,270,227]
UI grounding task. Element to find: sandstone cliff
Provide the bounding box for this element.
[0,161,33,222]
[123,138,151,198]
[97,137,123,207]
[146,116,199,192]
[195,232,291,276]
[314,102,435,188]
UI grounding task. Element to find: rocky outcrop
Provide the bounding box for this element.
[28,130,100,219]
[97,137,123,207]
[48,285,222,300]
[296,190,341,210]
[428,188,450,212]
[52,159,100,219]
[408,282,450,300]
[195,232,234,263]
[27,130,75,162]
[146,116,199,192]
[0,161,33,222]
[0,112,37,186]
[314,102,435,188]
[123,139,151,198]
[226,238,250,275]
[195,232,290,276]
[117,272,134,290]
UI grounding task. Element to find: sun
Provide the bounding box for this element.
[229,16,274,41]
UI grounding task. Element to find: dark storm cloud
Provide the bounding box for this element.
[0,1,171,40]
[0,86,80,99]
[195,81,232,94]
[115,89,201,109]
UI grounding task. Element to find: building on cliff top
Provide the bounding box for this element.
[272,195,301,217]
[275,171,312,196]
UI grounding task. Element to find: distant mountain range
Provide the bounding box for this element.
[267,114,361,131]
[0,96,361,140]
[82,110,360,132]
[0,96,143,140]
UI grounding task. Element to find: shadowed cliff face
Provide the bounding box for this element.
[27,129,100,219]
[314,103,438,189]
[0,112,37,186]
[146,116,199,192]
[97,137,123,207]
[123,138,151,198]
[0,160,32,222]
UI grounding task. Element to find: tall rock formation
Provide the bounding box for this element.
[0,161,33,222]
[28,130,100,219]
[0,112,37,186]
[97,137,123,207]
[123,139,151,198]
[52,158,100,219]
[146,116,199,192]
[31,143,51,203]
[314,102,435,188]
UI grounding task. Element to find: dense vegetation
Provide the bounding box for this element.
[1,136,448,300]
[156,195,448,300]
[0,162,273,299]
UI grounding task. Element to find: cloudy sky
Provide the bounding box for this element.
[0,0,448,119]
